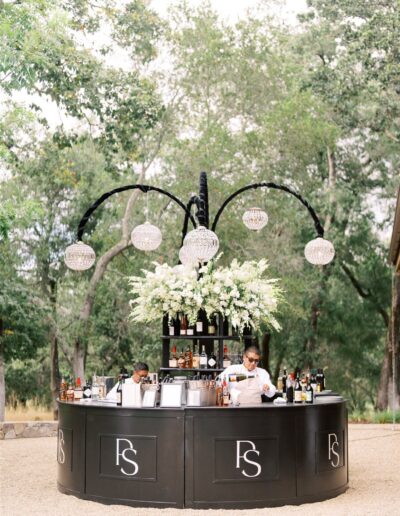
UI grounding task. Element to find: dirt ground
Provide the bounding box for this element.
[1,424,399,516]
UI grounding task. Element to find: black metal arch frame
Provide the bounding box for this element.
[76,172,325,245]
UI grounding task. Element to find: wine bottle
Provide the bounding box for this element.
[168,318,175,336]
[208,314,216,335]
[222,345,231,368]
[196,315,203,335]
[74,377,83,401]
[294,373,303,403]
[169,345,178,368]
[200,345,208,369]
[286,374,294,403]
[192,344,200,368]
[59,378,67,401]
[222,380,230,406]
[306,377,314,404]
[180,314,187,335]
[66,382,74,402]
[116,377,123,406]
[282,368,287,397]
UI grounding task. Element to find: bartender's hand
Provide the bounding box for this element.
[263,384,270,392]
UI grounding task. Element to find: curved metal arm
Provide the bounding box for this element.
[77,184,197,241]
[211,182,325,237]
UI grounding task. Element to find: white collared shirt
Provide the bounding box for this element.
[219,364,277,398]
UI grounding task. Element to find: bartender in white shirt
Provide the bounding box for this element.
[106,362,149,401]
[219,346,276,399]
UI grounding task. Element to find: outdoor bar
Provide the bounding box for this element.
[59,171,347,508]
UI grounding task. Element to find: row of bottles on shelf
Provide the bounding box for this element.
[278,368,326,404]
[167,311,239,337]
[59,374,105,402]
[168,344,234,369]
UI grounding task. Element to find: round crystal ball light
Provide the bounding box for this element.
[304,237,335,265]
[64,241,96,271]
[183,226,219,263]
[242,207,268,231]
[131,222,162,251]
[179,245,199,267]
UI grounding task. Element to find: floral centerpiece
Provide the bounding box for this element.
[128,257,283,335]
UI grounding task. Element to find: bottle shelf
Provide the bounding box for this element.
[160,367,223,373]
[162,335,241,341]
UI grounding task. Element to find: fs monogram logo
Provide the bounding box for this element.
[58,429,65,465]
[328,433,340,468]
[115,438,139,476]
[236,440,262,478]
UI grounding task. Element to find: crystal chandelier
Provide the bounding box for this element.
[183,226,219,263]
[304,237,335,265]
[242,207,268,231]
[64,242,96,271]
[131,221,162,251]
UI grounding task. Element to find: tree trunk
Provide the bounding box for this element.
[49,279,60,420]
[0,319,5,422]
[376,271,400,410]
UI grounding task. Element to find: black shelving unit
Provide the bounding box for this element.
[161,314,254,376]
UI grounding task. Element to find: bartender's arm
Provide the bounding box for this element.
[257,368,277,398]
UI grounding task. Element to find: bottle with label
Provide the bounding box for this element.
[286,374,294,403]
[282,368,287,397]
[83,379,92,399]
[187,324,194,336]
[74,377,83,401]
[196,317,203,335]
[208,349,217,369]
[316,368,324,392]
[222,380,230,406]
[200,345,208,369]
[310,369,317,392]
[185,346,193,368]
[192,344,200,368]
[305,377,314,404]
[92,374,100,401]
[180,314,188,336]
[169,345,178,368]
[215,379,223,406]
[208,314,216,335]
[321,368,326,390]
[222,345,231,368]
[59,378,67,401]
[178,349,186,368]
[168,318,175,336]
[294,373,303,403]
[116,377,123,406]
[66,382,74,402]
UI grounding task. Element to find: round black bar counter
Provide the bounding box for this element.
[57,399,348,509]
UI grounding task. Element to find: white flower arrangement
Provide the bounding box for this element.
[128,257,283,335]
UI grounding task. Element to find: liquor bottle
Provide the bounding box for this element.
[294,373,303,403]
[310,369,317,392]
[306,377,314,404]
[282,368,287,396]
[185,346,193,368]
[83,379,92,399]
[66,382,74,402]
[92,374,100,401]
[316,368,323,392]
[74,377,83,401]
[187,324,194,336]
[208,314,216,335]
[178,349,186,368]
[286,374,294,403]
[222,380,230,406]
[223,345,231,368]
[168,318,175,336]
[208,349,217,369]
[192,344,200,368]
[59,378,67,401]
[169,345,178,368]
[116,377,123,406]
[200,345,208,369]
[321,368,326,390]
[215,379,223,406]
[180,314,188,336]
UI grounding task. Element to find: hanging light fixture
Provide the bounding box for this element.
[304,237,335,265]
[242,207,268,231]
[64,241,96,271]
[131,221,162,251]
[179,245,199,267]
[183,226,219,263]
